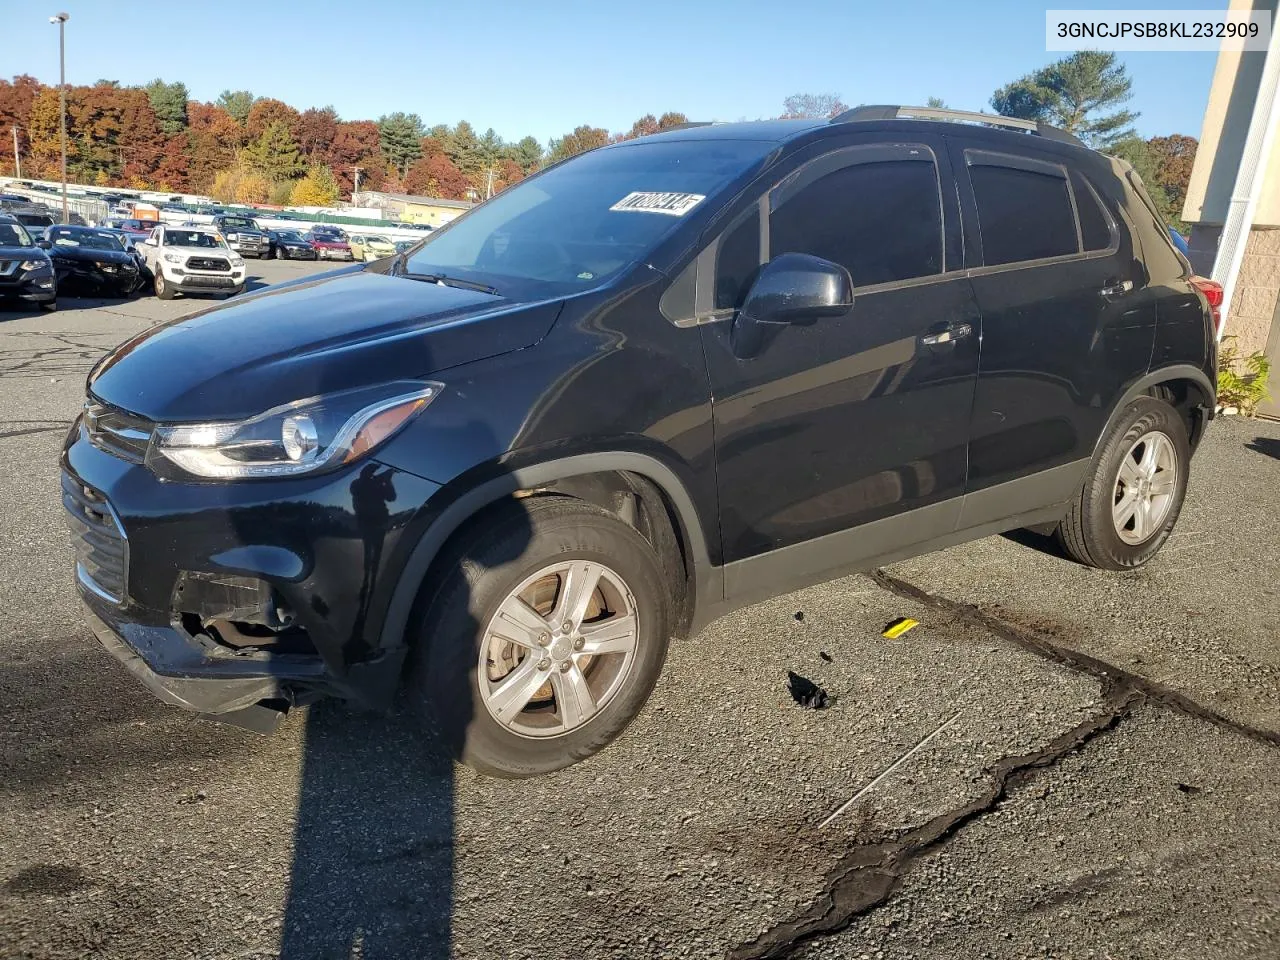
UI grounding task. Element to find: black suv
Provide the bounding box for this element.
[62,107,1216,777]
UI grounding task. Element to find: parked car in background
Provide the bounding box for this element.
[40,225,143,297]
[138,224,246,299]
[97,228,153,279]
[267,230,318,260]
[212,214,270,258]
[305,225,347,242]
[0,214,56,311]
[104,218,158,242]
[10,208,56,232]
[349,234,397,261]
[393,239,418,255]
[310,233,354,261]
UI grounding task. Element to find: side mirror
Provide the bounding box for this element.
[144,237,158,246]
[36,239,52,249]
[731,253,853,358]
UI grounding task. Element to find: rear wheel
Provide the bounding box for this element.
[1056,397,1190,569]
[407,496,672,778]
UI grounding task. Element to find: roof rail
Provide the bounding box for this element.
[659,121,716,132]
[829,104,1085,147]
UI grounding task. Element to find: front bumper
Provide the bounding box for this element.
[83,603,323,732]
[229,239,268,257]
[0,268,56,304]
[63,420,442,727]
[316,249,354,260]
[54,262,138,293]
[280,246,317,259]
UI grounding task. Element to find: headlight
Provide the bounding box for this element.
[162,253,183,263]
[231,258,245,267]
[146,382,442,480]
[226,232,239,240]
[18,260,46,270]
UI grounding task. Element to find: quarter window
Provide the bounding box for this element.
[769,158,943,287]
[1071,172,1115,252]
[969,163,1078,266]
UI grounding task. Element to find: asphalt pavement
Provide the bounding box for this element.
[1,261,1278,959]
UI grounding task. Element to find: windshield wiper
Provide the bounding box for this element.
[400,271,499,296]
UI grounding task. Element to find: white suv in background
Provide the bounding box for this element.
[140,225,246,299]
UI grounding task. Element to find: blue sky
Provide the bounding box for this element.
[6,0,1220,145]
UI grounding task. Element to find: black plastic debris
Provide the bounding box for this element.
[819,651,834,663]
[1175,782,1202,795]
[794,611,805,621]
[787,671,832,709]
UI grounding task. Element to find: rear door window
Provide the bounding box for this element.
[967,153,1079,266]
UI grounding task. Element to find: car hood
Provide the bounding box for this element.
[0,245,47,260]
[88,270,562,421]
[49,246,135,266]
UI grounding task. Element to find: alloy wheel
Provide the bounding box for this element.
[478,560,639,738]
[1112,430,1177,544]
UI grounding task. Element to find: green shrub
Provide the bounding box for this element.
[1217,336,1271,415]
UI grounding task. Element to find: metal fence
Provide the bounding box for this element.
[2,186,108,225]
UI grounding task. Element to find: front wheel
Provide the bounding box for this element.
[274,246,284,260]
[407,496,672,778]
[154,270,176,300]
[1056,396,1190,569]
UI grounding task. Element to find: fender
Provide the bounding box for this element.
[1089,363,1216,463]
[377,452,720,654]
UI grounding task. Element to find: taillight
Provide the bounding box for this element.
[1190,275,1224,335]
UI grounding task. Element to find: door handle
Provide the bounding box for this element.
[921,322,973,346]
[1100,279,1134,298]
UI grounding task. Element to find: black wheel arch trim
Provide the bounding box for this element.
[1092,364,1215,462]
[377,452,718,657]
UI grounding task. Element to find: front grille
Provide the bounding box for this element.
[84,402,153,463]
[0,260,18,277]
[183,275,236,287]
[187,257,230,272]
[62,473,128,605]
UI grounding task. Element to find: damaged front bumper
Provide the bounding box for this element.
[83,601,327,732]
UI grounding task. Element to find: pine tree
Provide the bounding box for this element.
[377,112,424,177]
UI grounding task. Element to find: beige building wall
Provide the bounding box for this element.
[1182,0,1280,358]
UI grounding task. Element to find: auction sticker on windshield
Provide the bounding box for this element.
[610,192,706,216]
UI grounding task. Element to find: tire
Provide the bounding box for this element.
[154,270,176,300]
[407,496,672,778]
[1056,396,1190,570]
[274,246,284,260]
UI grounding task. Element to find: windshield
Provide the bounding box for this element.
[168,231,225,249]
[277,231,303,241]
[367,235,391,244]
[221,217,257,229]
[0,222,33,246]
[17,213,53,227]
[48,227,124,251]
[403,139,771,292]
[123,220,151,230]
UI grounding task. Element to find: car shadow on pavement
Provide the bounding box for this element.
[279,703,457,960]
[280,430,533,959]
[1246,436,1280,460]
[1000,526,1074,561]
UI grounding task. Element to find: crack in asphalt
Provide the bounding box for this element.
[0,424,71,440]
[729,688,1141,960]
[869,569,1280,750]
[728,569,1280,960]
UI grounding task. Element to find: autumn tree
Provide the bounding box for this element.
[186,102,242,191]
[377,112,424,177]
[246,97,302,141]
[781,93,848,119]
[211,166,269,204]
[327,119,385,194]
[657,111,688,129]
[546,125,609,163]
[216,89,256,125]
[289,165,340,205]
[144,79,188,134]
[242,120,305,181]
[402,153,463,198]
[991,51,1137,147]
[1147,134,1198,214]
[0,74,42,173]
[297,106,338,161]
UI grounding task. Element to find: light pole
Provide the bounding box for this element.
[49,12,69,224]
